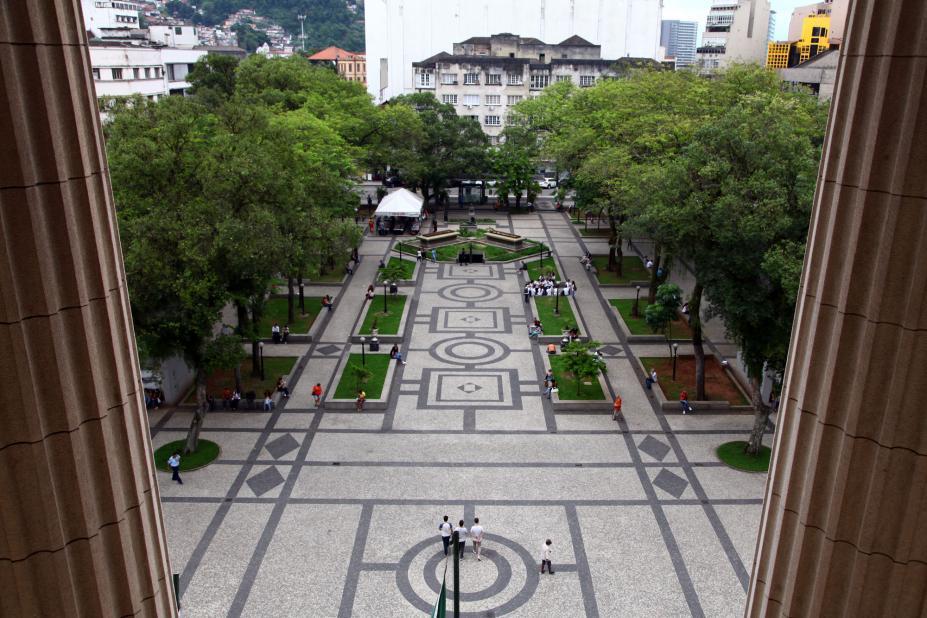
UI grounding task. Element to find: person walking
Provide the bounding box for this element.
[355,389,366,412]
[612,394,623,421]
[167,452,183,484]
[416,249,423,262]
[543,370,555,400]
[263,391,273,411]
[439,516,453,556]
[680,390,693,414]
[470,517,484,561]
[312,383,323,408]
[455,520,468,560]
[523,283,531,304]
[540,539,554,574]
[431,248,438,263]
[645,368,658,390]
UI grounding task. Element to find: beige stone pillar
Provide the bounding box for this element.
[0,2,176,616]
[748,0,927,615]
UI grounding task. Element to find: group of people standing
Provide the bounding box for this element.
[522,276,577,301]
[271,322,290,344]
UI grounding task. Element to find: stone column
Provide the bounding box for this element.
[0,2,176,616]
[748,0,927,615]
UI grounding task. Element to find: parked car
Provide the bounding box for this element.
[544,176,558,189]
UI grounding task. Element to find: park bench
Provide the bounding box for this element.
[417,229,458,244]
[485,228,524,245]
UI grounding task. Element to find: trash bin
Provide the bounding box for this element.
[369,338,380,352]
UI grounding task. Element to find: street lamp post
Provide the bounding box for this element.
[672,342,678,381]
[554,282,561,315]
[360,336,366,366]
[632,285,641,318]
[259,341,265,381]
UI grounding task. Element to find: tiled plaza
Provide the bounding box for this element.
[150,210,770,617]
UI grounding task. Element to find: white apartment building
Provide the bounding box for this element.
[696,0,772,72]
[366,0,664,102]
[413,34,656,143]
[148,24,199,48]
[81,0,141,38]
[90,44,167,101]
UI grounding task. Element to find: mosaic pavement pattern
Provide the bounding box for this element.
[150,211,769,617]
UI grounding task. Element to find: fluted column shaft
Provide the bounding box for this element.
[748,0,927,616]
[0,2,175,616]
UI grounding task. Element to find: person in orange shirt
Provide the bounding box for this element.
[311,383,323,408]
[613,394,622,421]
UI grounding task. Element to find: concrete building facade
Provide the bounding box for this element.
[365,0,664,102]
[660,20,698,68]
[696,0,772,72]
[80,0,141,38]
[412,34,643,143]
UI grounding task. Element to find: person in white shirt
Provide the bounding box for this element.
[470,518,484,561]
[439,515,452,556]
[167,452,182,484]
[454,520,468,559]
[540,539,554,574]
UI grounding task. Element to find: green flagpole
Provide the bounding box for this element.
[431,561,447,618]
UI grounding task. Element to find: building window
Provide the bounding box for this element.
[464,72,479,85]
[133,67,140,79]
[530,74,550,89]
[507,95,523,105]
[441,73,457,85]
[144,67,150,78]
[92,68,100,80]
[485,94,501,106]
[417,71,433,87]
[175,26,182,34]
[463,94,480,106]
[579,75,596,87]
[441,94,458,105]
[111,68,123,80]
[507,72,523,85]
[487,73,502,85]
[484,115,501,126]
[555,75,571,83]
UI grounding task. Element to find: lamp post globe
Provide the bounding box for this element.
[672,342,679,381]
[360,336,367,366]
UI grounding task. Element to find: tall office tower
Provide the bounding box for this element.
[660,20,698,68]
[365,0,664,102]
[695,0,772,73]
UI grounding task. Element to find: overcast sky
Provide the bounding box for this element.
[662,0,810,44]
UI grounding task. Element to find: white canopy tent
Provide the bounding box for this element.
[374,188,424,218]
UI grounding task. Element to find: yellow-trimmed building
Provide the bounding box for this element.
[766,12,833,69]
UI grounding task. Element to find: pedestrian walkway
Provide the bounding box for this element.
[150,212,769,617]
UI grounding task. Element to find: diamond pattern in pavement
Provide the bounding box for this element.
[246,466,285,496]
[638,435,671,462]
[265,433,300,460]
[653,468,688,499]
[316,344,340,355]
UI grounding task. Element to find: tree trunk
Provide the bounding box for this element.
[607,214,618,272]
[287,276,295,325]
[648,244,662,304]
[615,234,624,278]
[689,282,706,400]
[515,193,522,209]
[184,367,208,454]
[250,304,261,378]
[298,270,305,314]
[421,185,431,209]
[745,375,771,455]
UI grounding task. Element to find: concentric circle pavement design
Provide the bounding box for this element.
[429,337,512,366]
[396,533,540,616]
[438,283,504,303]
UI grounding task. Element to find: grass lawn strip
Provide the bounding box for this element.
[593,256,651,285]
[386,257,416,279]
[716,441,771,472]
[610,299,693,339]
[154,439,220,472]
[359,294,407,335]
[260,296,321,337]
[333,353,392,399]
[534,296,578,336]
[183,357,298,404]
[640,356,749,405]
[524,259,562,282]
[547,355,606,400]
